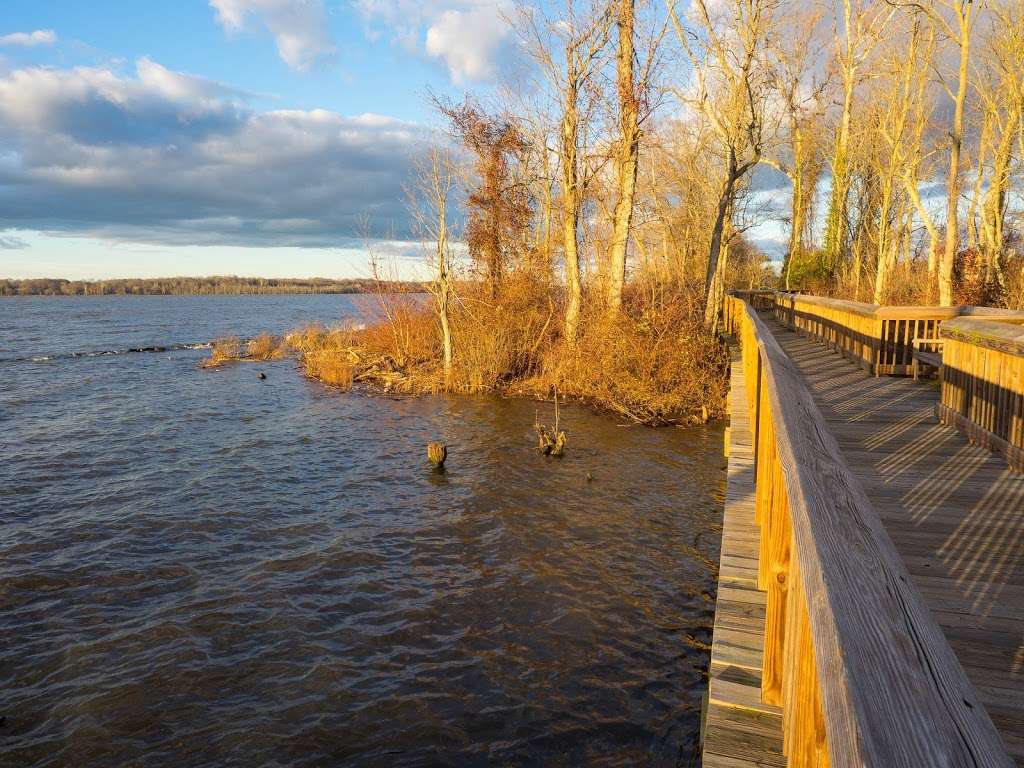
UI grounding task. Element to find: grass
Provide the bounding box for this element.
[201,334,284,368]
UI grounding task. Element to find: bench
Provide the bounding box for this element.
[911,338,944,380]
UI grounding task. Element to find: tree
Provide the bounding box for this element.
[521,0,612,342]
[435,96,532,297]
[409,146,457,388]
[669,0,779,330]
[868,16,932,302]
[889,0,985,304]
[974,0,1024,297]
[821,0,894,278]
[766,5,831,289]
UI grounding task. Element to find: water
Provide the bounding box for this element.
[0,295,725,767]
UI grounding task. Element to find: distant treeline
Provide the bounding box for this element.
[0,277,427,296]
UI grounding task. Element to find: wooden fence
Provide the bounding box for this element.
[721,293,1011,767]
[939,319,1024,472]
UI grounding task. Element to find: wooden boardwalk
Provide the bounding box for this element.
[702,348,785,767]
[704,317,1024,766]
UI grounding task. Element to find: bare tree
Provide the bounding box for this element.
[868,16,932,302]
[408,146,457,388]
[606,0,664,314]
[669,0,779,330]
[521,0,612,341]
[888,0,985,304]
[974,0,1024,297]
[821,0,894,278]
[765,4,831,289]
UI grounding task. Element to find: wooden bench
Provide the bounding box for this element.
[911,338,944,380]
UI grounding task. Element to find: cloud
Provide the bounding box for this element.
[209,0,335,71]
[0,233,29,249]
[0,61,429,246]
[425,6,512,83]
[354,0,514,84]
[0,30,57,47]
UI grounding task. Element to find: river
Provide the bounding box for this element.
[0,294,724,767]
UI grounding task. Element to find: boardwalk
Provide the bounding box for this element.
[705,313,1024,765]
[702,348,785,767]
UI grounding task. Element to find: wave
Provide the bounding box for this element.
[3,341,215,364]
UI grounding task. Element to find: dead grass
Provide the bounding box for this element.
[283,272,728,424]
[201,334,284,368]
[247,333,282,360]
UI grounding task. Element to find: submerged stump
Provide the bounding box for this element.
[535,425,567,456]
[427,442,447,468]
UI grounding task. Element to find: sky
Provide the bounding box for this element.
[0,0,524,279]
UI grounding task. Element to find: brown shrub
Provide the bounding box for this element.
[550,283,729,424]
[283,273,729,423]
[247,333,281,360]
[304,347,355,389]
[201,336,244,368]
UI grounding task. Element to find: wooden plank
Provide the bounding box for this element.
[702,345,785,768]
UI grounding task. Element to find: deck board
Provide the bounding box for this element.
[763,315,1024,766]
[701,347,786,767]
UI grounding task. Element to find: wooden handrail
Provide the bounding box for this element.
[723,294,1011,766]
[766,292,1024,375]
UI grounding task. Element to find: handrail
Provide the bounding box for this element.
[939,318,1024,471]
[723,294,1011,766]
[770,292,1024,375]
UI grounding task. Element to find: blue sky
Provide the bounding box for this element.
[0,0,515,279]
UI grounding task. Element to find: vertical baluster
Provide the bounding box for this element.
[762,456,791,706]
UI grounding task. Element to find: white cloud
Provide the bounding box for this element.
[209,0,335,71]
[354,0,514,84]
[425,6,511,84]
[0,60,429,246]
[0,30,57,47]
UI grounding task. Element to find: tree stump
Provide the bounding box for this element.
[427,442,447,468]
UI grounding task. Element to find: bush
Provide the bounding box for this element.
[551,283,729,424]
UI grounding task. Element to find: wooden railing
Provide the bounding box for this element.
[939,319,1024,472]
[772,293,1024,375]
[722,293,1011,767]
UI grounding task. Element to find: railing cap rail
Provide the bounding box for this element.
[738,300,1011,766]
[941,317,1024,355]
[771,291,1024,322]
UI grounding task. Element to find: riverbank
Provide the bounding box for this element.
[204,281,731,425]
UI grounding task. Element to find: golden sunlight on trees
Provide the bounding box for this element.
[296,0,1024,421]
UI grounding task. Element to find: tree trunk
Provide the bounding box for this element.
[939,13,971,306]
[703,168,737,330]
[436,187,454,388]
[606,0,639,315]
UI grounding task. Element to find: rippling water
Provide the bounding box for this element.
[1,295,724,767]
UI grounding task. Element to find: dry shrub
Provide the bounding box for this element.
[288,324,358,389]
[358,294,439,372]
[247,333,282,360]
[304,347,355,389]
[284,274,728,424]
[553,284,729,424]
[201,336,244,367]
[449,270,554,391]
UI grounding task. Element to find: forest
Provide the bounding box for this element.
[0,277,425,296]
